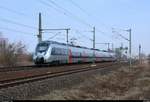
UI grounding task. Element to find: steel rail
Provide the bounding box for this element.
[0,62,122,89]
[0,62,112,72]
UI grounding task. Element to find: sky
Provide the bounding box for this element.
[0,0,150,56]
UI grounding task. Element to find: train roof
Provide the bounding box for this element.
[39,40,113,53]
[39,40,92,50]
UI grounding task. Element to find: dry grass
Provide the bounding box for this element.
[34,61,150,100]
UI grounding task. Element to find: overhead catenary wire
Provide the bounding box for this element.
[68,0,117,39]
[0,0,118,42]
[0,5,37,22]
[38,0,117,42]
[96,28,115,39]
[38,0,115,40]
[45,0,93,28]
[0,5,28,17]
[43,0,116,41]
[112,28,129,41]
[47,0,92,28]
[37,0,68,15]
[0,18,37,30]
[74,29,93,41]
[68,0,121,40]
[48,32,62,39]
[0,27,35,36]
[72,28,115,44]
[68,0,91,17]
[67,0,115,32]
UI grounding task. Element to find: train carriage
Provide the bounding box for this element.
[33,41,117,65]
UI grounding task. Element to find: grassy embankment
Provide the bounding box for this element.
[34,61,150,100]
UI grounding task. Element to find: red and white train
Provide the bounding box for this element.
[33,41,117,64]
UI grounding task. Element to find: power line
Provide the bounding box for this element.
[47,0,91,27]
[74,29,93,41]
[0,5,28,17]
[72,2,120,37]
[68,0,91,17]
[63,0,114,39]
[95,28,115,40]
[38,0,114,40]
[48,0,117,40]
[37,0,68,15]
[48,32,61,39]
[67,0,115,39]
[73,28,114,42]
[38,0,113,39]
[67,0,115,32]
[0,27,35,36]
[46,0,93,28]
[73,28,113,40]
[54,35,66,41]
[0,18,37,30]
[0,5,36,21]
[112,28,129,41]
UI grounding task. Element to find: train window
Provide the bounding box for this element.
[72,52,80,57]
[51,48,68,55]
[51,47,56,55]
[54,48,59,55]
[62,49,68,55]
[55,48,59,54]
[36,43,49,53]
[61,49,65,55]
[64,49,68,55]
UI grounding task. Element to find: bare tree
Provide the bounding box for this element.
[0,40,27,67]
[148,54,150,64]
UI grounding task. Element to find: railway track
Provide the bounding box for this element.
[0,65,36,72]
[0,62,122,89]
[0,62,113,72]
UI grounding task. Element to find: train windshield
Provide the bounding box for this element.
[36,43,49,52]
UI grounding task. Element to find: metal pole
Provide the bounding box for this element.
[112,43,114,52]
[66,29,69,45]
[38,13,42,43]
[121,43,124,61]
[93,27,96,65]
[66,29,70,63]
[121,43,123,49]
[139,44,141,64]
[93,27,95,50]
[129,29,132,68]
[108,43,110,51]
[112,28,132,67]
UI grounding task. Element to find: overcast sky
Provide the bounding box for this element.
[0,0,150,56]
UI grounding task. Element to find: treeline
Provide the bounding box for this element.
[0,38,33,67]
[148,54,150,64]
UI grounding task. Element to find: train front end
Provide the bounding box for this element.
[33,42,51,64]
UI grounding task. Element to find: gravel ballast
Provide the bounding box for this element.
[0,64,120,100]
